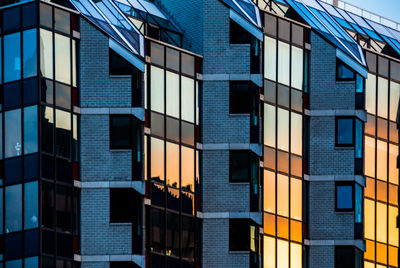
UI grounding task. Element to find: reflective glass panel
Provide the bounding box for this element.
[181,53,194,77]
[166,142,179,188]
[151,42,164,67]
[4,33,21,83]
[364,198,375,240]
[55,34,71,84]
[166,71,179,118]
[72,40,77,87]
[337,118,353,145]
[24,257,38,268]
[55,83,71,110]
[264,236,275,268]
[366,74,376,115]
[24,181,38,230]
[150,66,164,114]
[376,202,387,243]
[264,36,276,81]
[277,174,289,217]
[390,81,400,122]
[264,104,275,147]
[389,205,399,246]
[41,106,54,154]
[336,185,353,209]
[291,112,302,156]
[264,213,275,236]
[151,138,164,182]
[5,184,22,233]
[181,146,194,192]
[389,144,398,185]
[377,140,387,181]
[24,106,38,155]
[55,109,71,158]
[290,178,302,220]
[181,76,195,123]
[5,109,22,158]
[263,170,275,213]
[291,46,303,90]
[377,77,388,120]
[290,243,302,268]
[277,239,289,268]
[278,41,290,86]
[364,136,375,178]
[40,3,53,28]
[166,47,179,72]
[23,29,37,79]
[40,29,53,79]
[54,8,70,34]
[277,108,289,151]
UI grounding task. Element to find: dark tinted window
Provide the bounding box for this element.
[109,50,132,75]
[337,61,355,80]
[110,115,131,149]
[230,82,251,114]
[23,3,37,28]
[4,81,21,110]
[41,106,54,154]
[292,24,303,47]
[365,51,376,73]
[335,246,362,268]
[3,7,20,33]
[166,47,179,72]
[378,56,389,77]
[336,183,353,211]
[278,19,290,42]
[391,60,400,82]
[182,53,194,77]
[230,20,251,44]
[55,82,71,109]
[166,213,179,257]
[24,78,39,105]
[110,188,138,223]
[264,13,277,37]
[336,118,353,146]
[229,219,250,251]
[42,182,55,229]
[230,151,257,182]
[54,8,70,34]
[40,4,53,29]
[151,42,165,67]
[56,185,72,233]
[110,262,140,268]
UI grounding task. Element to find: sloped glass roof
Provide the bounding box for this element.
[283,0,366,66]
[221,0,262,28]
[70,0,144,57]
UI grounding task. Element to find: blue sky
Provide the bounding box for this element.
[345,0,400,23]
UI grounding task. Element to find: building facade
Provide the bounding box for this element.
[0,0,398,267]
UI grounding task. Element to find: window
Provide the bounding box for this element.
[230,82,252,114]
[335,183,353,211]
[109,50,132,75]
[4,32,21,83]
[230,150,258,182]
[335,246,363,268]
[110,188,140,223]
[229,219,258,251]
[337,60,355,80]
[230,20,252,44]
[336,117,354,146]
[110,262,141,268]
[23,29,37,79]
[264,36,276,81]
[55,33,71,84]
[110,115,131,149]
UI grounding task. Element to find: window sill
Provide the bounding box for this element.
[109,149,132,152]
[109,75,132,78]
[334,146,354,150]
[230,43,251,47]
[229,251,250,254]
[229,181,250,185]
[109,222,132,226]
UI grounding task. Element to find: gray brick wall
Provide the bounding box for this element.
[309,246,334,268]
[80,19,132,108]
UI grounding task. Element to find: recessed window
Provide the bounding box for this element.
[230,82,258,114]
[110,188,140,223]
[336,117,354,146]
[230,20,252,44]
[110,115,131,149]
[336,183,353,211]
[337,60,355,81]
[335,246,363,268]
[229,219,258,251]
[230,150,258,182]
[109,50,132,75]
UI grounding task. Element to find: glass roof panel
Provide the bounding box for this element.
[137,0,167,19]
[287,0,365,65]
[221,0,262,28]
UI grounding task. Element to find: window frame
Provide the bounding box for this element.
[229,150,258,183]
[336,59,356,81]
[335,117,355,147]
[109,115,132,150]
[335,182,354,212]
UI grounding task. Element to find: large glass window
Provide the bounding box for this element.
[291,46,303,90]
[151,138,164,182]
[364,199,375,240]
[376,140,387,181]
[376,202,387,243]
[264,236,275,268]
[24,105,38,155]
[277,108,289,151]
[4,32,21,83]
[390,81,400,122]
[181,146,194,192]
[277,239,289,268]
[377,77,388,119]
[40,29,53,79]
[290,178,302,220]
[264,36,276,81]
[336,183,353,211]
[264,104,276,147]
[278,41,290,86]
[264,170,275,213]
[336,118,353,146]
[5,109,22,158]
[24,181,38,230]
[150,66,164,113]
[366,74,376,115]
[389,205,399,246]
[23,29,37,79]
[364,136,375,178]
[291,112,302,156]
[5,184,22,233]
[166,72,179,118]
[166,142,179,188]
[277,174,289,217]
[55,34,71,84]
[181,76,195,123]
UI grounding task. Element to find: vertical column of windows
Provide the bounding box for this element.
[263,12,308,268]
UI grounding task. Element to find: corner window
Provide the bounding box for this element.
[109,50,132,75]
[335,183,353,211]
[230,82,258,114]
[110,188,140,223]
[337,60,355,81]
[110,115,132,149]
[229,219,258,252]
[230,20,252,44]
[335,246,363,268]
[230,150,258,182]
[336,117,354,146]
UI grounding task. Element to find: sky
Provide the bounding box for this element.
[344,0,400,23]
